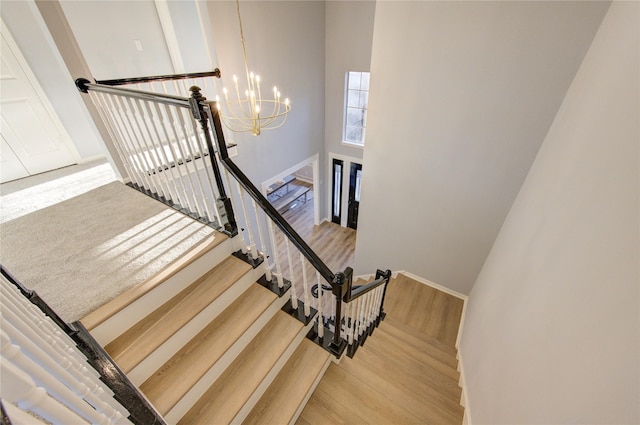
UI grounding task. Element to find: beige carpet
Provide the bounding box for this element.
[0,181,215,322]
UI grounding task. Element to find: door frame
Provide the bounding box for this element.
[327,152,362,228]
[0,20,80,173]
[261,153,320,226]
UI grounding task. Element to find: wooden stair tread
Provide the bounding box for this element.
[105,255,251,373]
[384,273,464,347]
[383,315,458,357]
[178,310,303,425]
[379,316,459,366]
[244,338,330,425]
[340,330,463,418]
[140,283,278,415]
[303,365,425,425]
[374,321,460,381]
[81,232,228,331]
[362,324,460,390]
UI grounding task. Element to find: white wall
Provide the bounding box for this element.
[60,0,173,80]
[1,0,109,162]
[323,1,375,222]
[460,2,639,423]
[354,1,609,294]
[324,1,375,161]
[207,1,326,204]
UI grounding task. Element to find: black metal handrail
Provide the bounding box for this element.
[95,69,221,86]
[345,277,387,301]
[76,78,191,107]
[199,91,335,285]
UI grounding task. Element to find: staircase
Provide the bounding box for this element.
[298,274,466,424]
[81,230,332,425]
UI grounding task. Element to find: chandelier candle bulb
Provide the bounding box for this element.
[214,0,291,135]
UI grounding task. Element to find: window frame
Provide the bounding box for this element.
[342,71,370,148]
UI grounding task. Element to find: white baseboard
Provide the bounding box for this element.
[457,351,472,425]
[77,155,107,164]
[398,271,468,349]
[400,271,467,300]
[293,175,313,184]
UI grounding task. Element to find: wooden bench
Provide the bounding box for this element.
[270,184,311,213]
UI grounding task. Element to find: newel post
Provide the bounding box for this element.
[189,86,238,235]
[376,269,392,322]
[329,268,352,357]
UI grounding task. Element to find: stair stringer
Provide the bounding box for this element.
[127,264,264,386]
[162,288,293,423]
[88,237,235,346]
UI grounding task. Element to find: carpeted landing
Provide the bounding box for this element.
[0,181,216,323]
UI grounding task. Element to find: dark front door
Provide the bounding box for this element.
[347,162,362,230]
[331,159,344,224]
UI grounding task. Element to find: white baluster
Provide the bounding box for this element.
[124,95,169,196]
[346,300,355,346]
[1,358,90,424]
[1,288,98,380]
[366,290,375,329]
[283,237,298,309]
[91,92,144,189]
[266,218,284,288]
[0,317,126,421]
[118,95,167,197]
[188,112,223,223]
[174,106,216,222]
[144,101,189,210]
[223,169,248,253]
[1,281,91,372]
[157,102,201,217]
[252,200,272,281]
[3,401,49,425]
[136,99,185,206]
[316,272,324,338]
[356,296,365,341]
[299,253,311,317]
[1,330,126,424]
[236,182,258,258]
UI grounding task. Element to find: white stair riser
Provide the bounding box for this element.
[230,319,315,425]
[91,238,235,346]
[163,290,292,424]
[127,265,264,386]
[289,355,332,425]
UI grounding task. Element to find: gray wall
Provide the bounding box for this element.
[354,1,609,294]
[1,0,109,162]
[323,0,375,221]
[460,2,639,423]
[207,1,326,195]
[323,1,375,159]
[60,0,173,80]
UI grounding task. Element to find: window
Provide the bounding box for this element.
[343,71,370,146]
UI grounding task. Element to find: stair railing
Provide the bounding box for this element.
[0,265,164,425]
[76,71,236,234]
[76,76,391,358]
[199,87,392,357]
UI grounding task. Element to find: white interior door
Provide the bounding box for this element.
[0,21,78,183]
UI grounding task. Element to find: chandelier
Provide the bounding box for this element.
[215,0,291,136]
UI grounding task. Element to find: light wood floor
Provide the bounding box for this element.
[297,274,465,425]
[273,188,356,280]
[271,184,465,424]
